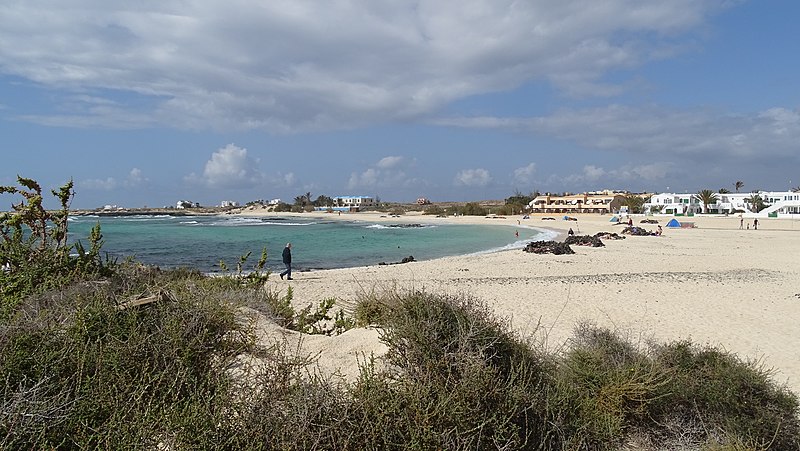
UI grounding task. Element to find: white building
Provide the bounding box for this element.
[267,198,282,206]
[333,196,375,209]
[220,200,239,208]
[643,191,800,216]
[644,193,703,215]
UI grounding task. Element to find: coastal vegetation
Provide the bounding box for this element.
[2,177,799,449]
[621,193,647,214]
[745,193,769,213]
[697,189,720,214]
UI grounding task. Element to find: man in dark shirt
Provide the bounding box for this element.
[279,243,293,280]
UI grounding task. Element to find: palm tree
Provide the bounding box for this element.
[734,181,744,192]
[696,189,719,213]
[718,188,730,194]
[744,193,767,213]
[622,194,645,214]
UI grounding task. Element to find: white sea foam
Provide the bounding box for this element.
[210,218,316,227]
[364,224,435,230]
[465,228,557,256]
[124,215,173,221]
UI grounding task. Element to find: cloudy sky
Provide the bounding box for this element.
[1,0,799,208]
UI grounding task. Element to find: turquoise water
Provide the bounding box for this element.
[67,215,553,273]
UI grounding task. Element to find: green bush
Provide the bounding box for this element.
[3,280,799,449]
[2,175,798,449]
[346,291,555,449]
[0,265,251,448]
[1,177,114,315]
[457,202,488,216]
[651,341,800,449]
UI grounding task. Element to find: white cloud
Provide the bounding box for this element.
[0,1,729,131]
[124,167,146,187]
[347,156,418,189]
[78,167,147,190]
[512,163,536,184]
[348,168,380,189]
[563,163,672,185]
[376,156,404,169]
[455,168,492,187]
[582,165,606,182]
[436,105,800,162]
[186,144,263,189]
[79,177,117,191]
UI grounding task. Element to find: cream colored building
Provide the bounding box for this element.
[527,193,626,214]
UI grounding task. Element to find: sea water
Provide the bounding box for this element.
[67,215,554,273]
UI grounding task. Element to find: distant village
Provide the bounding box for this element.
[94,185,800,218]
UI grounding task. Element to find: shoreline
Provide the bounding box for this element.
[239,211,800,393]
[68,208,800,393]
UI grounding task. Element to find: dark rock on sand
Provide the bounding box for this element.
[565,235,605,247]
[594,232,626,240]
[379,255,416,265]
[523,241,575,255]
[622,226,658,236]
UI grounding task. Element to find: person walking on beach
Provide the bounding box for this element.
[739,216,744,229]
[280,243,293,280]
[753,218,759,230]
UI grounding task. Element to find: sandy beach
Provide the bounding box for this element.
[238,208,800,393]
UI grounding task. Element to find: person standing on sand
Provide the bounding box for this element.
[280,243,293,280]
[754,218,759,230]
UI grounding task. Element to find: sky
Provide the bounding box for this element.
[1,0,799,209]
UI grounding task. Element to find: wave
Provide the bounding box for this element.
[180,221,200,225]
[364,223,435,230]
[465,228,558,256]
[209,218,317,227]
[124,215,174,221]
[69,215,99,221]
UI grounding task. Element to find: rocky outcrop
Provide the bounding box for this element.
[593,232,626,240]
[523,241,575,255]
[565,235,605,247]
[378,255,416,265]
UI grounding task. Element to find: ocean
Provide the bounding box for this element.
[67,215,555,273]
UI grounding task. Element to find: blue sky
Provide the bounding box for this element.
[1,0,799,209]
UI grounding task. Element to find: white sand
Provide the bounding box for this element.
[238,208,800,392]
